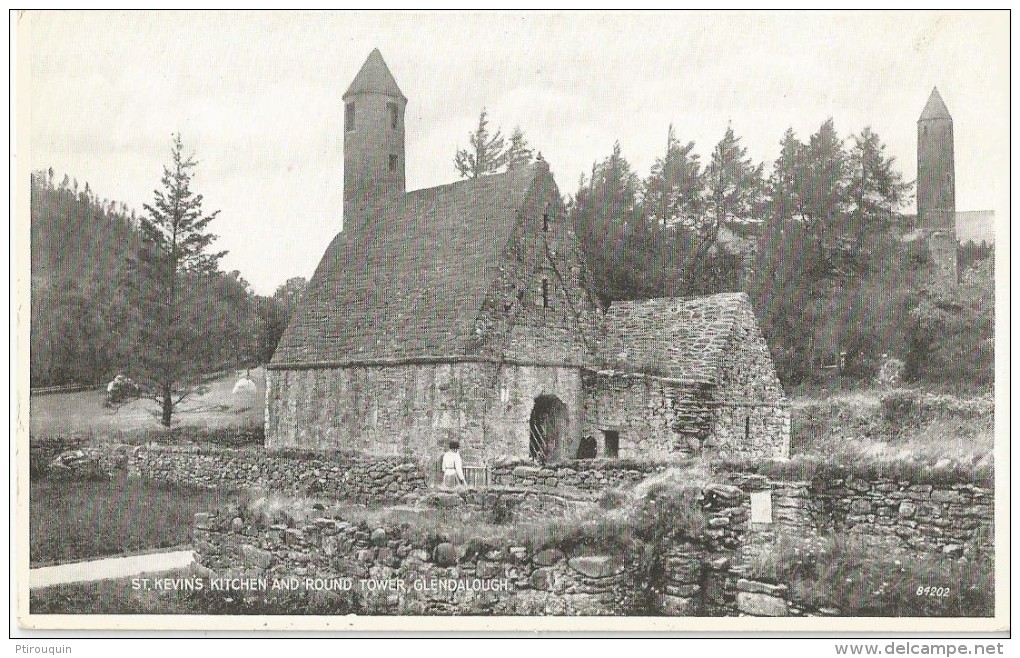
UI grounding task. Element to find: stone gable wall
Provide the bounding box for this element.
[709,302,790,459]
[266,362,583,461]
[470,181,601,365]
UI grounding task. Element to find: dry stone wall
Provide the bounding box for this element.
[193,509,646,615]
[189,467,994,617]
[129,445,429,503]
[728,473,994,553]
[492,459,669,491]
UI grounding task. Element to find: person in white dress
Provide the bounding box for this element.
[441,440,467,488]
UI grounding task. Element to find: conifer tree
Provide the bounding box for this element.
[135,133,227,427]
[454,108,508,178]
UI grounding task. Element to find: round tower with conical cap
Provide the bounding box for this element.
[343,49,406,223]
[917,87,958,290]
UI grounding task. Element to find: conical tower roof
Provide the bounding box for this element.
[343,48,405,101]
[919,87,952,121]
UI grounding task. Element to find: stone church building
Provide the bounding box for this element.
[267,50,790,464]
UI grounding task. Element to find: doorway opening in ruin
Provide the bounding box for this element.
[529,395,567,462]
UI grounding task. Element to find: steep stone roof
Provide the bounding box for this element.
[343,48,405,100]
[271,162,556,366]
[598,292,753,383]
[919,87,952,121]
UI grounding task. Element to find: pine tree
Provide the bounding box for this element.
[706,125,764,227]
[504,126,534,171]
[847,126,912,241]
[454,108,508,178]
[570,142,646,300]
[135,133,227,427]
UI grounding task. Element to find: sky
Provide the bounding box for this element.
[20,10,1009,295]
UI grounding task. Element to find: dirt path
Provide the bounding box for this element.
[29,549,196,589]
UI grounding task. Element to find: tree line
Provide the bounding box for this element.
[459,111,992,389]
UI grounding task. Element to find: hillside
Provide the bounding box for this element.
[29,171,270,388]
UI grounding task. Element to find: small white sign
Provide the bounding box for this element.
[750,490,773,524]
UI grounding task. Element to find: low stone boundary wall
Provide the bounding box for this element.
[492,459,669,491]
[726,473,993,553]
[417,486,593,519]
[193,508,645,615]
[129,446,430,503]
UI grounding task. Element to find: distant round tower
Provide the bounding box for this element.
[343,49,406,223]
[917,87,958,291]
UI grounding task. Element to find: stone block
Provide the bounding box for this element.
[533,548,565,567]
[530,567,556,591]
[849,499,872,514]
[370,528,388,546]
[509,546,529,562]
[706,483,742,499]
[513,466,541,478]
[931,490,964,504]
[658,593,698,615]
[568,555,623,579]
[476,560,501,579]
[737,579,788,596]
[434,542,457,567]
[898,502,917,517]
[241,544,272,570]
[737,592,789,616]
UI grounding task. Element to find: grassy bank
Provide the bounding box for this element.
[30,473,239,566]
[745,531,994,617]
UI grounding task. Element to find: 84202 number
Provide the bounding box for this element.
[916,586,950,597]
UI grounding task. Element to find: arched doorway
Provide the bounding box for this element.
[529,395,568,462]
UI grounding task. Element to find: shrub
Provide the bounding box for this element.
[633,484,706,544]
[905,261,994,388]
[598,488,630,511]
[880,389,921,425]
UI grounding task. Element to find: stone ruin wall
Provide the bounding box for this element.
[110,442,993,557]
[266,362,583,463]
[192,472,993,617]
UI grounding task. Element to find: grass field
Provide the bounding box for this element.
[788,388,994,467]
[30,473,239,566]
[29,368,266,438]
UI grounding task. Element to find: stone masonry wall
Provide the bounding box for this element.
[128,445,429,503]
[730,472,994,553]
[121,445,992,552]
[267,363,583,462]
[188,470,993,617]
[469,179,601,365]
[582,372,725,460]
[709,302,790,459]
[193,509,646,616]
[492,459,670,491]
